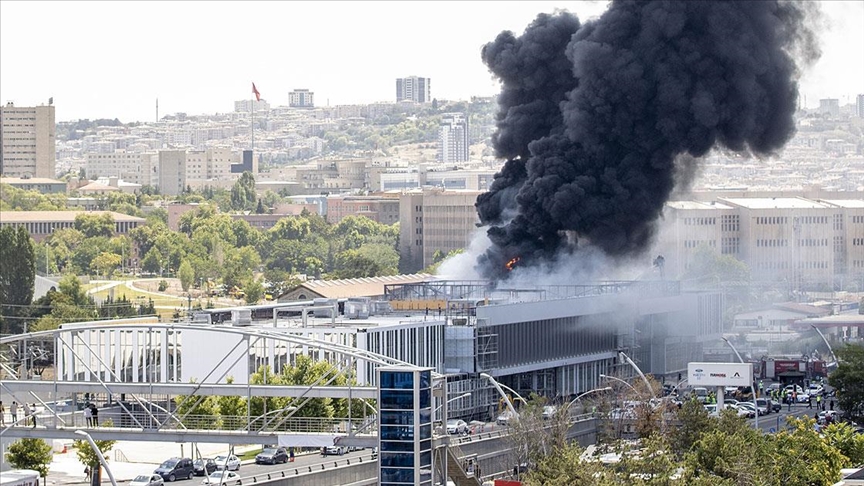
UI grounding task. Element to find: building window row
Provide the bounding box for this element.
[797,261,828,269]
[854,238,864,246]
[797,238,828,247]
[853,260,864,268]
[684,217,716,226]
[756,216,788,225]
[721,237,740,255]
[756,261,789,270]
[853,216,864,224]
[684,240,715,248]
[794,216,828,225]
[834,214,844,230]
[756,239,788,247]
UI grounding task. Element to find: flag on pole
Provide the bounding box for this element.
[252,83,261,102]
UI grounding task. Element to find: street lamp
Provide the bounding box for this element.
[479,373,519,418]
[811,325,839,367]
[566,387,612,415]
[618,351,654,398]
[434,392,472,433]
[599,374,639,395]
[75,429,117,486]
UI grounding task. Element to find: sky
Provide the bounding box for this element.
[1,1,862,124]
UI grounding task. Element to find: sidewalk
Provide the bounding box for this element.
[46,441,261,485]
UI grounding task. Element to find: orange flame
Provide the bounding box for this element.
[505,257,521,271]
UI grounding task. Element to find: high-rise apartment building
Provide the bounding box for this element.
[818,98,840,117]
[396,76,431,103]
[0,102,56,178]
[289,89,315,108]
[158,150,187,196]
[157,147,237,196]
[437,112,469,163]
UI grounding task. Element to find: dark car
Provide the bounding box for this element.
[193,459,217,476]
[154,457,195,482]
[255,447,288,465]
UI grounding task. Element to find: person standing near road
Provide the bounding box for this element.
[816,394,822,411]
[90,404,99,427]
[10,401,18,425]
[0,401,5,425]
[22,402,33,428]
[84,404,93,427]
[807,394,813,409]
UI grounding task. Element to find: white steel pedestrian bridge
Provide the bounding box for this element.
[1,321,427,447]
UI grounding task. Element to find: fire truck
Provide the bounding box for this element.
[756,356,827,383]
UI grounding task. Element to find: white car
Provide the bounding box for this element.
[496,411,516,426]
[322,445,347,456]
[201,471,239,486]
[808,384,824,396]
[130,475,164,486]
[446,419,468,435]
[213,455,240,471]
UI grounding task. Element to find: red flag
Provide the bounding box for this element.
[252,82,261,102]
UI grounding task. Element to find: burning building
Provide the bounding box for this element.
[476,1,819,279]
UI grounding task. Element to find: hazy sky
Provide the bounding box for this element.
[1,1,861,123]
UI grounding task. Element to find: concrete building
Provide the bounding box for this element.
[399,188,482,272]
[326,193,400,225]
[0,102,56,178]
[437,113,469,163]
[86,152,157,186]
[857,94,864,118]
[158,150,187,196]
[396,76,431,103]
[818,98,840,117]
[234,99,270,112]
[294,158,369,192]
[655,196,864,289]
[0,210,145,242]
[0,176,66,194]
[288,89,315,108]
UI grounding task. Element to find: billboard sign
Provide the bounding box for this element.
[688,362,753,387]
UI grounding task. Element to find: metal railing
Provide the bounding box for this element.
[229,450,378,484]
[24,409,377,436]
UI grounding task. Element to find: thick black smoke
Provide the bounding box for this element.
[476,1,819,280]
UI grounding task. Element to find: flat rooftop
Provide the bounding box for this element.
[719,197,834,210]
[666,201,734,210]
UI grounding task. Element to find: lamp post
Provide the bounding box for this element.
[75,429,117,486]
[599,374,639,395]
[618,351,654,398]
[479,373,519,418]
[721,337,758,430]
[811,325,838,367]
[434,392,472,435]
[566,387,612,416]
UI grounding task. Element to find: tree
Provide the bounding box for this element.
[6,438,54,479]
[90,252,122,278]
[828,343,864,419]
[230,171,257,211]
[74,424,116,486]
[178,260,195,294]
[74,213,115,238]
[243,278,264,304]
[0,225,36,334]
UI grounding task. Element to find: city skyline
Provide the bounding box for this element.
[1,1,862,123]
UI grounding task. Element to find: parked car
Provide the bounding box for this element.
[736,402,757,418]
[255,447,288,465]
[755,398,771,415]
[214,455,240,472]
[201,471,239,486]
[322,446,347,456]
[130,475,164,486]
[691,387,709,404]
[155,458,195,482]
[768,399,782,413]
[542,405,558,420]
[446,419,468,435]
[496,411,516,426]
[192,459,216,477]
[808,384,824,396]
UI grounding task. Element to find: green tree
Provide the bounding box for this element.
[74,213,115,238]
[822,421,864,467]
[243,278,264,304]
[178,260,195,294]
[90,252,122,278]
[828,343,864,419]
[0,225,36,334]
[74,424,116,486]
[6,438,54,479]
[230,171,257,211]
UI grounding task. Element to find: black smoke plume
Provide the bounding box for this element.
[476,1,819,280]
